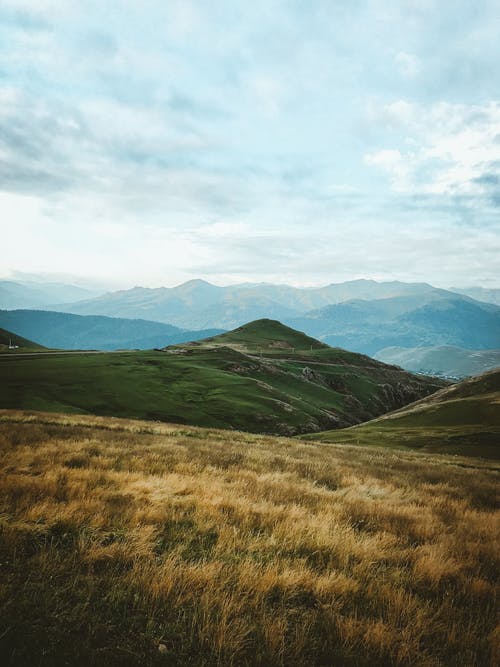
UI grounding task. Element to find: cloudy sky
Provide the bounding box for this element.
[1,0,499,288]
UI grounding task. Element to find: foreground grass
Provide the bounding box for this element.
[0,410,498,666]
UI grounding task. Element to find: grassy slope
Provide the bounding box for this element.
[193,318,329,351]
[0,410,498,666]
[304,368,500,458]
[0,326,45,351]
[0,320,444,435]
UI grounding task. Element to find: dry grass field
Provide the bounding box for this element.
[0,409,498,666]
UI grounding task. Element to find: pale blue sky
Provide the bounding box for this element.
[1,0,499,287]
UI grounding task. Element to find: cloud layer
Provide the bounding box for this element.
[1,1,499,287]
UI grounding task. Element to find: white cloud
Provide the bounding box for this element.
[365,101,500,196]
[365,149,402,167]
[1,0,68,14]
[198,221,251,238]
[395,51,421,78]
[1,2,499,287]
[249,76,286,118]
[364,149,411,191]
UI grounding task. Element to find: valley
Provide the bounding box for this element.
[305,368,500,459]
[375,345,500,379]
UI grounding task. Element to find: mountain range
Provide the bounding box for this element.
[0,279,103,309]
[52,279,454,329]
[2,277,499,359]
[52,279,500,355]
[0,310,223,351]
[288,293,500,355]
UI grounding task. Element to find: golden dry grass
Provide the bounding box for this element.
[0,409,498,666]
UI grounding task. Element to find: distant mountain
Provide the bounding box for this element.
[56,278,454,327]
[0,280,102,309]
[45,279,500,354]
[375,346,500,379]
[304,368,500,459]
[0,310,223,351]
[287,294,500,355]
[0,327,45,350]
[449,286,500,306]
[0,318,445,435]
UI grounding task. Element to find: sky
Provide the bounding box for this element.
[1,0,499,289]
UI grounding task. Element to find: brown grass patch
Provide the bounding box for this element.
[0,409,498,666]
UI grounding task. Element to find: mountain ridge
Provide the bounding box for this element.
[0,279,103,309]
[46,279,500,355]
[4,279,499,357]
[288,294,500,354]
[0,309,224,351]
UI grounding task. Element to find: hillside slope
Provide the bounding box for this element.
[0,320,444,435]
[0,309,223,351]
[304,369,500,458]
[450,285,500,306]
[0,410,497,666]
[0,327,45,351]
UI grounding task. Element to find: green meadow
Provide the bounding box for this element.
[0,321,443,436]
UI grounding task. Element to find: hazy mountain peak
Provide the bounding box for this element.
[174,279,219,292]
[178,279,215,287]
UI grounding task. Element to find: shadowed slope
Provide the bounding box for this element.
[304,369,500,458]
[0,327,45,351]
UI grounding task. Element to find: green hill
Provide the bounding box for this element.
[178,318,328,352]
[304,368,500,458]
[0,327,45,351]
[0,320,444,435]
